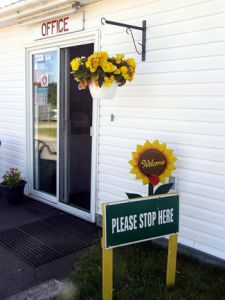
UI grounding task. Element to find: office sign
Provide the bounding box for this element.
[34,12,84,40]
[103,193,179,248]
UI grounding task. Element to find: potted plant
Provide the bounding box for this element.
[70,51,136,99]
[0,168,27,203]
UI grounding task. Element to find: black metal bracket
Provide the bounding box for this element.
[101,18,146,61]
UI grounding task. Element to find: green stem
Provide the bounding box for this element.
[148,183,154,196]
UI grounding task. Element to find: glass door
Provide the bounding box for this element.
[59,43,94,213]
[32,50,58,198]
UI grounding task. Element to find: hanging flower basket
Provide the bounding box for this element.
[89,80,117,99]
[70,51,136,99]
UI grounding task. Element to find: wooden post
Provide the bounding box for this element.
[166,234,178,287]
[102,204,113,300]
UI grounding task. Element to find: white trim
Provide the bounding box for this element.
[25,29,100,222]
[28,193,94,222]
[31,189,57,204]
[89,29,100,222]
[90,98,99,222]
[27,46,58,204]
[56,47,60,204]
[24,29,98,51]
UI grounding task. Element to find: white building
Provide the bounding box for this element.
[0,0,225,261]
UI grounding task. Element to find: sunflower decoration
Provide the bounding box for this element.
[128,140,176,196]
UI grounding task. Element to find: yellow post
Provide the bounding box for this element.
[166,234,178,287]
[102,204,113,300]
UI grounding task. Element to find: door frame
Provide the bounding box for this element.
[25,30,100,222]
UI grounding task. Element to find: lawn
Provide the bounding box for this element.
[69,242,225,300]
[38,127,57,138]
[37,121,57,138]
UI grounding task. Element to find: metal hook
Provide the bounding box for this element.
[100,18,146,61]
[101,17,106,25]
[126,27,142,55]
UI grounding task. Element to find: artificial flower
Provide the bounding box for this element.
[70,58,80,71]
[70,51,136,89]
[104,75,115,87]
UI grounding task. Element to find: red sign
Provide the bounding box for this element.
[34,13,84,40]
[40,74,48,87]
[41,17,69,37]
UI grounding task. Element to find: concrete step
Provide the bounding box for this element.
[5,279,63,300]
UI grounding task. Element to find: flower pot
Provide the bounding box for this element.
[89,81,117,99]
[0,180,27,203]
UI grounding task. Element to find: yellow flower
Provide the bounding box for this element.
[109,63,117,72]
[97,51,108,66]
[126,58,136,68]
[114,68,120,75]
[101,62,111,73]
[124,74,130,80]
[70,58,80,71]
[128,72,134,81]
[115,53,125,64]
[86,55,100,73]
[104,75,115,87]
[120,66,128,77]
[102,62,117,73]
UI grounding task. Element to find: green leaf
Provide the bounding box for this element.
[126,193,142,199]
[154,183,174,195]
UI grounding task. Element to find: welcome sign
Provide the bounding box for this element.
[103,193,179,248]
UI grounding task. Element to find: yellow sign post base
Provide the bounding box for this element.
[102,204,113,300]
[166,233,178,287]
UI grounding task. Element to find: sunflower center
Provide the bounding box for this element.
[138,149,167,176]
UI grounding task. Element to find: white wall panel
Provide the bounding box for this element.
[95,0,225,260]
[0,24,27,177]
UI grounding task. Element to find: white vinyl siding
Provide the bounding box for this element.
[96,0,225,261]
[0,25,27,176]
[0,0,225,260]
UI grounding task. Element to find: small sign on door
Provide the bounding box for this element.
[40,74,48,87]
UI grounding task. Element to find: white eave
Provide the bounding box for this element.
[0,0,99,28]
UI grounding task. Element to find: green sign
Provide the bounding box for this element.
[103,193,179,248]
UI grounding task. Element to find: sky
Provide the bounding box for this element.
[0,0,24,8]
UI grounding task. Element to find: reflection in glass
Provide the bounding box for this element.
[32,51,57,196]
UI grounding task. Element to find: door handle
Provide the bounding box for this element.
[90,126,93,137]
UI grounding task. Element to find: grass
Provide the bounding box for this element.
[69,242,225,300]
[38,127,57,138]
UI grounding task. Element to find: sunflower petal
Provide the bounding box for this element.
[167,163,176,170]
[142,176,149,185]
[136,172,145,180]
[136,144,143,152]
[162,170,171,177]
[166,149,173,156]
[152,139,160,148]
[169,156,177,163]
[132,152,138,159]
[159,174,166,183]
[130,168,138,174]
[129,159,137,167]
[143,140,152,149]
[160,143,167,150]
